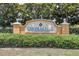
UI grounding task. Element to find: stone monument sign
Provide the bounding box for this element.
[13,19,69,34]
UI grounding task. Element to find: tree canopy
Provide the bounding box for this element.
[0,3,79,26]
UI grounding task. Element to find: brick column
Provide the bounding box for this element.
[13,22,21,34]
[61,23,69,34]
[57,25,62,34]
[20,25,25,34]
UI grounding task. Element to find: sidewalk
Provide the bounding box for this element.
[0,48,79,56]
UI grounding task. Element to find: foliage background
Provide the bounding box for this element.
[0,3,79,26]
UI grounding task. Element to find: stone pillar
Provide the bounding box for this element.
[57,25,62,34]
[13,22,21,34]
[61,19,70,34]
[61,23,69,34]
[20,25,25,34]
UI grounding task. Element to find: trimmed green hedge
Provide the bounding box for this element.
[0,33,79,49]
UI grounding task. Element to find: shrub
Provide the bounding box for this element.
[70,25,79,34]
[0,33,79,49]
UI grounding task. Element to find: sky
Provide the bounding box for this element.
[0,0,79,3]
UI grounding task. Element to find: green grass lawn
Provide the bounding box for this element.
[0,48,79,56]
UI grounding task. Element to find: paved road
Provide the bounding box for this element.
[0,48,79,56]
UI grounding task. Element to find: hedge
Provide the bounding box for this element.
[0,33,79,49]
[70,25,79,34]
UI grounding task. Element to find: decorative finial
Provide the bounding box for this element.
[53,18,56,22]
[17,12,22,17]
[63,18,67,23]
[16,12,22,23]
[40,15,43,20]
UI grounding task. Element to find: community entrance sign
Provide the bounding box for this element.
[13,19,69,34]
[25,20,57,33]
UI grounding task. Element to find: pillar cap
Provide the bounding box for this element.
[61,22,69,24]
[58,25,61,27]
[62,18,69,24]
[13,22,21,25]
